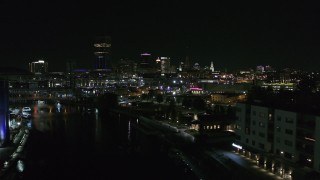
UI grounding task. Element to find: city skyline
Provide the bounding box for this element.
[0,1,319,72]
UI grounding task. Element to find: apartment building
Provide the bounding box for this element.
[234,102,320,179]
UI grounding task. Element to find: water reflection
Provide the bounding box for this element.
[21,102,196,180]
[128,120,131,142]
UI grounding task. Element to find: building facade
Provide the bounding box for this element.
[234,102,320,179]
[94,36,111,70]
[29,60,48,74]
[160,57,171,74]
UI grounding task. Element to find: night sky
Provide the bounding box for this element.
[1,1,320,72]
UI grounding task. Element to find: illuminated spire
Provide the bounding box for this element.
[210,61,214,72]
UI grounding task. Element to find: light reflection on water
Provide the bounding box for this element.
[21,102,198,180]
[31,103,94,131]
[29,102,104,150]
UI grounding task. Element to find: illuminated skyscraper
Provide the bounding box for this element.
[210,61,215,72]
[160,57,171,74]
[29,60,48,74]
[156,57,161,72]
[94,36,111,70]
[139,53,152,68]
[138,53,155,74]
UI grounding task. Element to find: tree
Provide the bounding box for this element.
[182,98,192,108]
[141,94,148,100]
[166,96,171,103]
[156,94,164,104]
[213,105,220,114]
[148,89,156,100]
[219,106,225,114]
[227,105,234,116]
[193,98,206,110]
[176,96,182,105]
[169,99,177,120]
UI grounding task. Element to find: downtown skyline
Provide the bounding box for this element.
[0,1,319,72]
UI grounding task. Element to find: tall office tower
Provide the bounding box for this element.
[140,53,152,67]
[156,57,161,72]
[210,61,215,72]
[0,80,9,147]
[184,55,191,70]
[66,61,77,88]
[29,60,48,74]
[160,57,171,74]
[138,53,155,74]
[179,62,184,72]
[117,58,137,77]
[94,36,111,70]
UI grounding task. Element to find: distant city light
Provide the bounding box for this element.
[190,87,202,91]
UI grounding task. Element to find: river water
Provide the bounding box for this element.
[18,103,197,180]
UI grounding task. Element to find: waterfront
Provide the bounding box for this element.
[10,102,198,180]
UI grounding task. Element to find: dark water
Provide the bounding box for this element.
[19,104,197,180]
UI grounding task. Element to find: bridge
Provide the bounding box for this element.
[8,96,76,103]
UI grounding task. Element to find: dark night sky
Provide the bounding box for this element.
[0,1,320,72]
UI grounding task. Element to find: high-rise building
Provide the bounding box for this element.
[138,53,156,75]
[160,57,171,74]
[156,57,161,72]
[66,61,77,88]
[210,61,215,72]
[184,55,191,70]
[29,60,48,74]
[139,53,152,68]
[94,36,111,70]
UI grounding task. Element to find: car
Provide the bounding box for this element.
[11,108,20,115]
[3,161,9,169]
[22,112,31,119]
[22,107,31,112]
[16,146,23,153]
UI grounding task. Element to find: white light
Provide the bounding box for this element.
[232,143,242,149]
[17,160,25,172]
[4,161,9,168]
